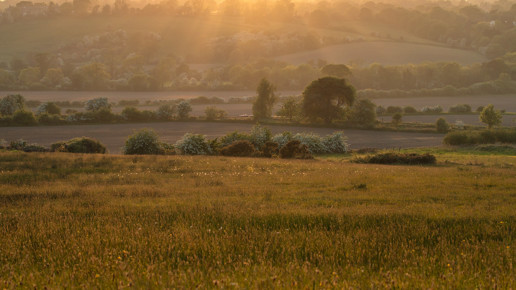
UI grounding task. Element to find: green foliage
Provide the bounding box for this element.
[321,132,349,154]
[480,104,502,129]
[121,107,155,122]
[12,110,37,126]
[249,124,271,150]
[279,140,313,159]
[220,131,252,148]
[156,104,176,120]
[252,78,276,120]
[123,129,164,155]
[403,106,418,114]
[302,77,356,124]
[220,140,256,157]
[320,64,351,78]
[174,133,212,155]
[354,152,436,165]
[85,97,111,112]
[448,104,472,113]
[204,106,227,120]
[436,118,450,133]
[348,99,377,127]
[392,113,402,126]
[51,137,107,154]
[37,102,61,115]
[86,108,118,123]
[37,113,66,125]
[421,106,443,113]
[276,96,300,121]
[0,94,25,116]
[177,101,192,120]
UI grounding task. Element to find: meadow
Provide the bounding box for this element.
[0,149,514,287]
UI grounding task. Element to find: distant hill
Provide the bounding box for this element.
[276,42,487,66]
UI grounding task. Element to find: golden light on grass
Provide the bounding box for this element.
[0,151,514,287]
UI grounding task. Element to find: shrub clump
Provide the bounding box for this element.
[354,152,436,165]
[443,129,516,145]
[123,129,164,155]
[449,104,472,113]
[175,133,212,155]
[321,132,349,154]
[52,137,106,154]
[12,110,37,126]
[7,139,49,152]
[436,117,450,133]
[279,140,313,159]
[261,141,279,158]
[220,140,256,157]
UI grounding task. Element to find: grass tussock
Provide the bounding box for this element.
[0,151,515,288]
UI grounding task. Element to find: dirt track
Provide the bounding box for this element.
[0,122,443,154]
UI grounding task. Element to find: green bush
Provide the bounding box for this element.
[443,131,478,145]
[174,133,211,155]
[37,113,67,125]
[123,129,164,155]
[449,104,472,113]
[7,139,48,152]
[12,110,37,126]
[204,106,227,120]
[354,152,436,165]
[403,106,418,114]
[220,140,256,157]
[220,131,252,148]
[436,118,450,133]
[51,137,106,154]
[279,140,313,159]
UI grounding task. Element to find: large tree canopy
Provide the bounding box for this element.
[302,76,356,124]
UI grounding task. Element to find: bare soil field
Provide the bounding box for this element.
[0,122,443,154]
[275,42,487,65]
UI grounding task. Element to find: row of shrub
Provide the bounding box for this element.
[353,152,437,165]
[1,125,349,159]
[0,137,107,153]
[443,129,516,145]
[125,125,349,159]
[376,104,495,115]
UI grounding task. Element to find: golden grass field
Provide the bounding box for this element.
[0,148,515,287]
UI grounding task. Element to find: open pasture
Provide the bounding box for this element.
[0,151,514,287]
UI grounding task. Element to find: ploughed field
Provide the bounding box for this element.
[0,122,443,153]
[0,151,514,287]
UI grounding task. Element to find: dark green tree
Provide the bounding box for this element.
[480,104,502,129]
[276,96,300,121]
[302,77,356,124]
[348,99,377,127]
[252,78,276,120]
[321,64,351,78]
